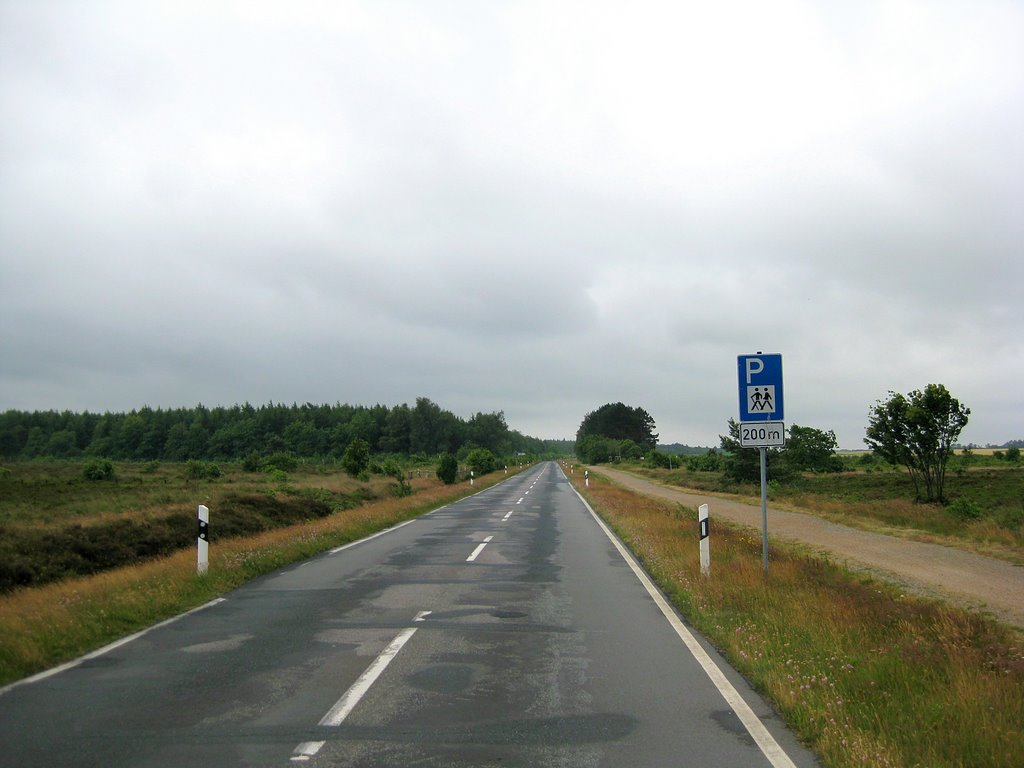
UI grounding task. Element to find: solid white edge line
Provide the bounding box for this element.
[0,597,228,697]
[567,478,798,768]
[329,519,415,554]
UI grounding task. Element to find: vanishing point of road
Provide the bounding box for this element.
[0,462,820,767]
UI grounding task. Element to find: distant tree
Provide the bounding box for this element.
[646,450,672,468]
[618,439,643,460]
[783,425,842,473]
[686,450,724,472]
[46,429,81,458]
[576,403,658,456]
[466,411,510,455]
[341,438,371,477]
[162,422,191,461]
[380,404,412,454]
[283,419,325,456]
[865,384,970,502]
[719,419,790,483]
[465,447,497,477]
[436,453,458,485]
[575,434,619,464]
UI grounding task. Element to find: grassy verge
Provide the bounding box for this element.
[626,463,1024,559]
[0,471,511,687]
[0,461,441,590]
[574,470,1024,768]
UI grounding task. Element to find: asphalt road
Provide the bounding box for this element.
[0,462,820,767]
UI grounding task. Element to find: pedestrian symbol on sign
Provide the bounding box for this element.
[748,385,776,414]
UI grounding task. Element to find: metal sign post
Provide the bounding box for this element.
[737,353,785,576]
[759,449,769,574]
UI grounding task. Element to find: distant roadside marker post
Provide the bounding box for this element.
[699,504,710,577]
[737,353,786,575]
[197,505,209,575]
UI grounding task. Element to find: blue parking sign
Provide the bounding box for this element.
[738,354,784,421]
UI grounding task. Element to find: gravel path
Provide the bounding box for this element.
[590,466,1024,629]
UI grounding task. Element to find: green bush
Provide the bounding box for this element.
[82,459,115,481]
[263,452,298,473]
[436,453,458,485]
[947,498,982,521]
[686,451,724,472]
[242,452,263,472]
[341,439,370,477]
[378,459,413,497]
[465,447,497,476]
[185,460,221,480]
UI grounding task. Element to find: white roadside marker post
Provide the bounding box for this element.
[197,504,209,575]
[470,470,474,486]
[699,503,710,577]
[585,470,589,487]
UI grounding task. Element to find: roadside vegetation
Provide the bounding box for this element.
[620,453,1024,559]
[572,469,1024,768]
[0,461,522,686]
[0,454,540,592]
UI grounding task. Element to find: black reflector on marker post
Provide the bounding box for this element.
[197,504,209,575]
[699,503,710,577]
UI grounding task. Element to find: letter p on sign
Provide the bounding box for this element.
[745,357,764,384]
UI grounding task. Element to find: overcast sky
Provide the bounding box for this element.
[1,1,1021,449]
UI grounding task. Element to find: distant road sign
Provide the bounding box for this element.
[737,354,784,422]
[739,421,786,447]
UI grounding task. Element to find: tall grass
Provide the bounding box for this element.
[0,473,507,686]
[576,471,1024,768]
[631,463,1024,555]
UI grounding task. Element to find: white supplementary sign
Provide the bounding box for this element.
[739,421,786,448]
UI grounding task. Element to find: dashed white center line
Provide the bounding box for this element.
[466,536,494,562]
[502,510,513,521]
[291,611,429,762]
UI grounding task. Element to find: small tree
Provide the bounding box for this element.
[719,419,792,483]
[865,384,970,502]
[465,447,497,477]
[436,453,458,485]
[341,438,371,477]
[783,425,842,473]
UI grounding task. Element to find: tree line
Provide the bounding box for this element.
[0,397,572,463]
[575,384,973,503]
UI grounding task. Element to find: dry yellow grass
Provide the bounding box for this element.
[0,472,506,686]
[573,471,1024,768]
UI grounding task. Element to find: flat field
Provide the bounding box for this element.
[630,462,1024,558]
[0,460,440,592]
